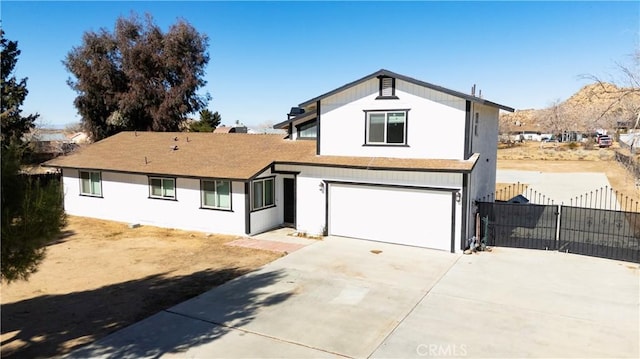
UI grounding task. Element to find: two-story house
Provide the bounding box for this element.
[45,69,513,253]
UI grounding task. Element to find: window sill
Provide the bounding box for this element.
[80,194,103,198]
[362,143,409,147]
[297,137,317,141]
[251,204,276,213]
[375,95,399,100]
[148,196,178,201]
[200,206,233,212]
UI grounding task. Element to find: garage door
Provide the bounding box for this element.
[328,183,454,251]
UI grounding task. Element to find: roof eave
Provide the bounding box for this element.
[274,153,480,174]
[298,69,387,108]
[297,69,514,112]
[43,163,253,182]
[273,110,317,129]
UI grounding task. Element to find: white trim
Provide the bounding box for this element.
[251,177,275,211]
[79,170,102,197]
[201,179,231,210]
[365,110,407,145]
[149,176,176,200]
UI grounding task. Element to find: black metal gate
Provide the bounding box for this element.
[559,206,640,263]
[478,202,558,250]
[478,201,640,263]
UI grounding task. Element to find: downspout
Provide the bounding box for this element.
[460,172,470,250]
[316,100,321,155]
[244,182,251,235]
[464,101,472,159]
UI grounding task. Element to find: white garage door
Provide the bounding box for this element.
[328,183,454,251]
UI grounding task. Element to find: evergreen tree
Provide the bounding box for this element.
[1,30,66,282]
[189,109,221,132]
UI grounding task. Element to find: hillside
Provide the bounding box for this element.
[500,82,639,134]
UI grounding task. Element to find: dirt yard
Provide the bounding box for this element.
[497,142,640,209]
[0,217,283,358]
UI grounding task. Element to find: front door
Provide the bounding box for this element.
[283,178,295,225]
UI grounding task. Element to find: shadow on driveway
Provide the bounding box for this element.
[1,268,290,358]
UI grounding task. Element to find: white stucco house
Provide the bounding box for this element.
[45,69,513,253]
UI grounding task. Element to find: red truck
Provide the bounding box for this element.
[597,135,613,148]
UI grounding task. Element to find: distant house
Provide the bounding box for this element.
[25,130,78,162]
[45,69,513,253]
[247,128,288,135]
[32,132,68,152]
[214,125,247,133]
[620,132,640,153]
[68,132,90,144]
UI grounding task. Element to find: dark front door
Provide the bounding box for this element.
[283,178,295,225]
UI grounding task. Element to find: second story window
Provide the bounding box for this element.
[296,119,317,139]
[365,110,407,145]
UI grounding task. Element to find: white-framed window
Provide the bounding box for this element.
[149,177,176,199]
[366,110,407,145]
[252,177,275,210]
[201,180,231,210]
[79,170,102,196]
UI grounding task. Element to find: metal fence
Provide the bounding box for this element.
[478,201,640,263]
[614,150,640,180]
[559,206,640,263]
[482,183,639,212]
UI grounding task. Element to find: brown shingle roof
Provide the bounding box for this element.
[44,131,478,179]
[279,153,478,173]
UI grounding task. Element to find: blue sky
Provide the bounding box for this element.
[2,1,638,129]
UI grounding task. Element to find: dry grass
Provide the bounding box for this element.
[498,141,616,161]
[1,216,282,358]
[497,142,640,211]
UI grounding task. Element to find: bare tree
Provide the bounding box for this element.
[535,99,573,136]
[580,49,640,131]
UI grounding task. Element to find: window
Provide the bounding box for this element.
[474,112,479,136]
[296,119,317,139]
[79,171,102,196]
[201,180,231,209]
[366,111,407,145]
[376,76,398,99]
[252,177,275,210]
[149,177,176,199]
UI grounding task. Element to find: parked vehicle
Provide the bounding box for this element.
[597,135,613,148]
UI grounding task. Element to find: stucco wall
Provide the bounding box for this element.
[62,169,246,235]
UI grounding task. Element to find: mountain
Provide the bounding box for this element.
[500,82,639,134]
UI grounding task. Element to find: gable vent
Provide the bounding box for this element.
[381,77,393,96]
[377,76,397,99]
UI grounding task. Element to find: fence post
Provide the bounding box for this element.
[555,204,562,250]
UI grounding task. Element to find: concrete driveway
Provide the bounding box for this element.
[68,237,639,358]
